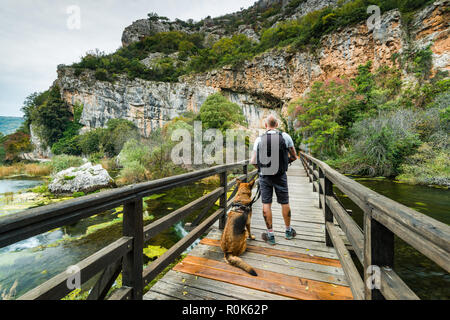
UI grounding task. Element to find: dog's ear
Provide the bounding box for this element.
[236,179,242,187]
[249,180,256,189]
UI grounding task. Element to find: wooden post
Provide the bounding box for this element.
[318,168,324,209]
[323,176,333,247]
[307,159,313,183]
[219,171,228,230]
[312,162,317,193]
[122,198,144,300]
[364,212,394,300]
[243,164,248,183]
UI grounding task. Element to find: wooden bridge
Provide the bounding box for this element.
[0,153,448,300]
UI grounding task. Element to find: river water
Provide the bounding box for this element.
[335,178,450,300]
[0,178,217,299]
[0,177,448,299]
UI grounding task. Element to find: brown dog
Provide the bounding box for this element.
[220,179,257,276]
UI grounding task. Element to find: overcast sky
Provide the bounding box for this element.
[0,0,256,117]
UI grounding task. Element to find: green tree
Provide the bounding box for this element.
[199,93,246,131]
[31,86,72,147]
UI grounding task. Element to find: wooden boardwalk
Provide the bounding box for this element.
[144,161,354,300]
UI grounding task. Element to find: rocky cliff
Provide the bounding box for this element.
[55,0,449,138]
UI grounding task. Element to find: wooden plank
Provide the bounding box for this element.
[326,222,364,300]
[150,279,235,300]
[18,237,132,300]
[148,271,293,300]
[368,194,450,253]
[189,244,347,284]
[87,258,122,300]
[108,286,132,300]
[327,196,364,263]
[372,208,450,273]
[173,256,353,300]
[200,238,341,268]
[206,229,338,255]
[144,290,181,300]
[249,225,325,243]
[219,171,228,230]
[380,267,419,300]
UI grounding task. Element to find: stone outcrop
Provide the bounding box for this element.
[57,67,277,137]
[48,162,113,194]
[186,2,449,109]
[53,1,448,138]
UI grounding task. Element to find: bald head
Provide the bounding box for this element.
[265,115,279,129]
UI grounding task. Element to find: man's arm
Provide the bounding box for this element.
[251,150,258,168]
[283,133,298,163]
[288,147,298,163]
[251,137,260,168]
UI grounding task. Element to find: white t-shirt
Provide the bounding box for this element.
[252,130,295,153]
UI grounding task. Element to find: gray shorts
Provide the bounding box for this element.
[259,173,289,205]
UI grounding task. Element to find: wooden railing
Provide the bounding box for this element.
[300,151,450,300]
[0,161,257,300]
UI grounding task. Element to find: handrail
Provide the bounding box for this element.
[300,150,450,300]
[0,161,252,300]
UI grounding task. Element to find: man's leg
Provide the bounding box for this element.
[281,204,291,229]
[274,173,296,240]
[259,176,276,245]
[262,203,273,231]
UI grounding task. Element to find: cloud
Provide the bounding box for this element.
[0,0,256,117]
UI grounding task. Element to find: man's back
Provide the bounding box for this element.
[253,130,295,176]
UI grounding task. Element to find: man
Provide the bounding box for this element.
[251,115,298,245]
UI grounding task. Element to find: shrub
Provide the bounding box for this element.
[288,78,360,158]
[118,139,151,167]
[2,131,33,162]
[116,160,149,186]
[50,155,84,173]
[398,144,450,186]
[199,93,246,131]
[336,109,422,176]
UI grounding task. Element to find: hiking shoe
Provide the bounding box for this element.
[285,228,297,240]
[262,232,276,246]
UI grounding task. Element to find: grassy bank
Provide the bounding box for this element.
[0,163,52,179]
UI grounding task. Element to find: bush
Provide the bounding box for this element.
[116,160,149,186]
[2,131,33,162]
[199,93,246,131]
[336,109,422,176]
[118,139,151,166]
[50,155,84,173]
[398,144,450,186]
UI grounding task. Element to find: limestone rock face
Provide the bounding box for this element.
[187,3,449,111]
[122,19,190,47]
[57,67,277,137]
[49,162,113,194]
[29,124,52,159]
[53,1,448,140]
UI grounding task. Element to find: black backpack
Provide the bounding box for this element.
[257,131,289,176]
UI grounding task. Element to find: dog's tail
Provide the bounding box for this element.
[225,253,257,276]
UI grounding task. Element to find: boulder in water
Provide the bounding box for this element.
[49,162,114,195]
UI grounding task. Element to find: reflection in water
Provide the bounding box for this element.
[335,178,450,300]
